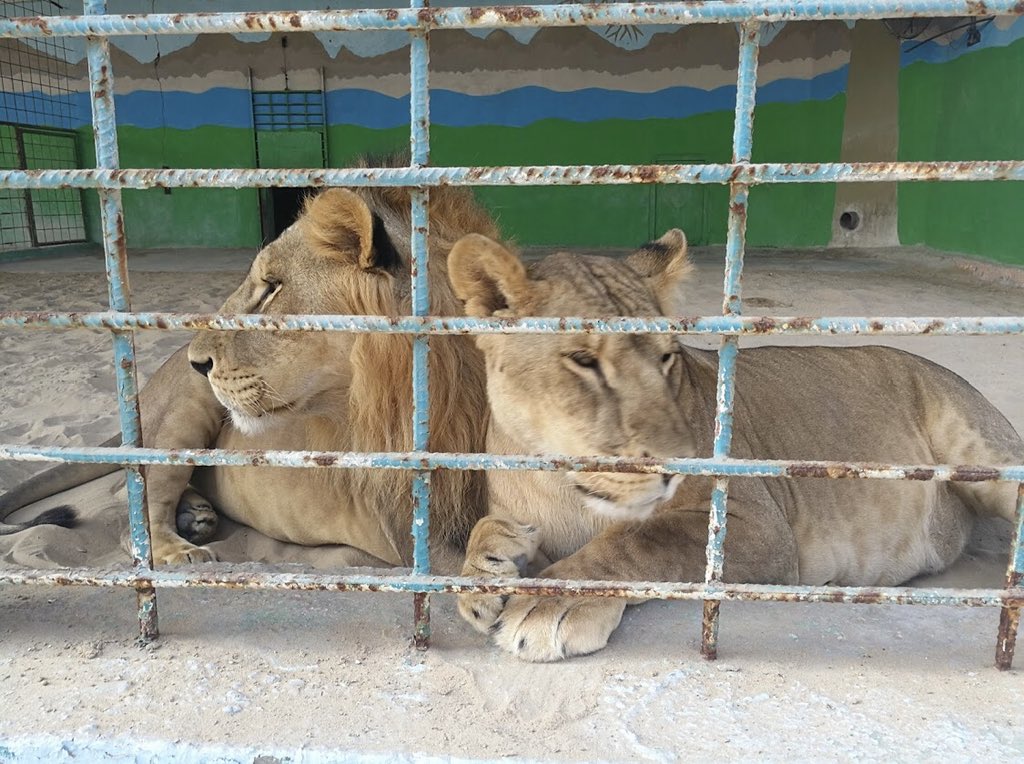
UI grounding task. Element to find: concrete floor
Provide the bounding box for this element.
[1,243,1023,761]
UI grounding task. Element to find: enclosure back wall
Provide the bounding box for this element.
[2,6,1022,261]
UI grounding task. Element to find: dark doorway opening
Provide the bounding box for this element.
[260,187,307,242]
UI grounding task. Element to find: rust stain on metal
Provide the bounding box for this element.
[921,319,945,334]
[905,467,936,481]
[310,454,337,467]
[492,5,542,23]
[950,465,1002,482]
[751,316,776,333]
[786,463,867,480]
[289,13,302,27]
[113,212,127,255]
[870,320,885,332]
[700,600,719,660]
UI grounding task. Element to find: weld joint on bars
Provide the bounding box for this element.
[2,162,1024,190]
[2,1,1023,37]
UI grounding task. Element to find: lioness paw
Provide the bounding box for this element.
[458,518,540,635]
[492,595,626,662]
[155,539,218,566]
[176,490,219,545]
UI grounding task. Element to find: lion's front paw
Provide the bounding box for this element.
[458,518,540,635]
[492,595,626,662]
[154,537,218,566]
[176,490,219,545]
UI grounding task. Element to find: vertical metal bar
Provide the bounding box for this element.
[702,19,760,661]
[409,0,432,650]
[14,127,39,248]
[996,482,1024,669]
[83,0,157,642]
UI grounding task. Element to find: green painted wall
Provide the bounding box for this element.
[87,95,843,250]
[78,125,262,250]
[898,40,1024,264]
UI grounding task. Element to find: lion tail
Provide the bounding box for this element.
[0,434,122,534]
[0,504,79,536]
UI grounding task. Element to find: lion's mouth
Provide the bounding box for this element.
[572,474,682,521]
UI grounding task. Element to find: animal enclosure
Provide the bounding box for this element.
[0,0,1023,670]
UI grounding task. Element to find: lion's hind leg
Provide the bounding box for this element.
[926,400,1023,525]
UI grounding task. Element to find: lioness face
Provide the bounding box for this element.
[450,231,697,521]
[188,189,405,435]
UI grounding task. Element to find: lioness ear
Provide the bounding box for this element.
[304,188,400,272]
[449,234,532,317]
[625,228,693,314]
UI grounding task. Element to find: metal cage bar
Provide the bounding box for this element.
[1,1,1023,668]
[82,0,157,642]
[409,0,432,649]
[3,162,1023,188]
[701,19,760,661]
[2,1,1022,37]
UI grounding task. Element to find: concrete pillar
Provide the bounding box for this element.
[830,20,901,247]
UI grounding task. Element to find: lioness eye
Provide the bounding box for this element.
[567,350,599,370]
[661,351,678,373]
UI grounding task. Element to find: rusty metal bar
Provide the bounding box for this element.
[2,1,1021,39]
[4,443,1022,484]
[2,162,1024,190]
[702,18,760,662]
[409,0,432,650]
[4,311,1024,336]
[996,483,1024,669]
[82,0,157,643]
[0,566,1020,608]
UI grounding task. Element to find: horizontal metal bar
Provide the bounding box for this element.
[2,162,1022,191]
[3,1,1021,38]
[3,311,1023,336]
[2,444,1022,483]
[0,565,1020,607]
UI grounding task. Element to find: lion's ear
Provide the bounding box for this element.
[448,234,532,317]
[303,189,400,272]
[625,228,693,314]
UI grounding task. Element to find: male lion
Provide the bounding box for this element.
[1,172,495,572]
[448,230,1022,662]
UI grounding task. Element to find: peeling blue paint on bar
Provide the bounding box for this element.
[996,484,1024,669]
[2,162,1024,190]
[409,0,432,647]
[0,0,1022,669]
[702,20,761,661]
[4,444,1022,484]
[5,312,1024,336]
[0,566,1020,609]
[2,1,1022,38]
[83,0,158,643]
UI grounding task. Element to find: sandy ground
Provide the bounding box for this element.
[0,244,1023,761]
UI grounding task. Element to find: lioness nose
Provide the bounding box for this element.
[190,358,213,377]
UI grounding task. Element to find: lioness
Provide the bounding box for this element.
[448,230,1021,662]
[1,168,495,572]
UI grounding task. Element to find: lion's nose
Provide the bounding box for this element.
[190,358,213,377]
